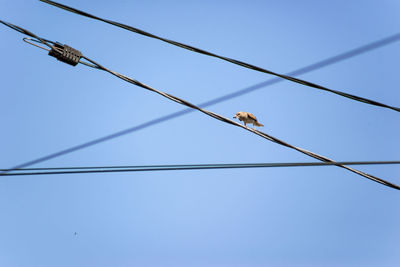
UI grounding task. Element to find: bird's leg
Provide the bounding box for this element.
[244,122,247,127]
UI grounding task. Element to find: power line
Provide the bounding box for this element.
[1,20,399,190]
[6,30,400,173]
[81,54,400,190]
[0,20,95,68]
[39,0,400,113]
[1,161,400,176]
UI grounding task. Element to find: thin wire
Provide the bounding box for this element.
[1,21,399,190]
[80,55,400,190]
[2,161,399,173]
[23,37,51,51]
[0,20,98,69]
[39,0,400,112]
[0,20,53,49]
[7,32,400,173]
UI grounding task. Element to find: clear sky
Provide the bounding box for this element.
[1,0,400,266]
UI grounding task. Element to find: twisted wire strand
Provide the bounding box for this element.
[39,0,400,112]
[1,19,399,190]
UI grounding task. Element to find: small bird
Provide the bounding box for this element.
[233,111,264,129]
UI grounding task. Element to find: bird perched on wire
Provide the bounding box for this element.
[233,111,264,129]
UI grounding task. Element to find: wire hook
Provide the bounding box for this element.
[23,37,51,51]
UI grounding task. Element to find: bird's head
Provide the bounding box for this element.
[233,111,243,119]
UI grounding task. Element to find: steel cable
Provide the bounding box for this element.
[1,20,399,190]
[6,32,400,173]
[39,0,400,112]
[2,161,399,175]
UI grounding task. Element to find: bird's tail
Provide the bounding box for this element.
[254,122,264,127]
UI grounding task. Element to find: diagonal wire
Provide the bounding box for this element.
[0,20,98,68]
[39,0,400,112]
[6,31,400,172]
[1,161,400,176]
[80,55,400,190]
[0,20,53,48]
[1,20,399,189]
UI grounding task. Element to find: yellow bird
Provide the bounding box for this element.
[233,111,264,129]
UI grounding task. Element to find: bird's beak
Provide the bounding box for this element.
[233,116,236,119]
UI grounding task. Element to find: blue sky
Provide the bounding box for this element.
[1,0,400,266]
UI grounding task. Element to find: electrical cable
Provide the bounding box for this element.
[1,161,399,176]
[0,20,97,68]
[39,0,400,113]
[1,20,399,190]
[7,32,400,173]
[84,55,400,190]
